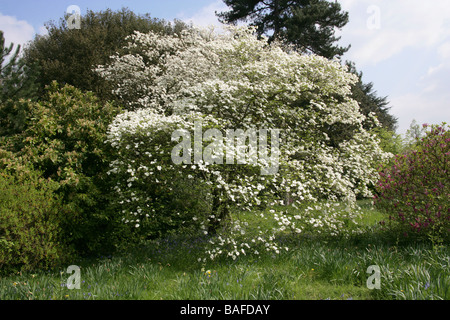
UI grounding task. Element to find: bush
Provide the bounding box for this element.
[374,123,450,241]
[0,165,72,274]
[105,111,213,241]
[372,127,404,156]
[1,82,123,255]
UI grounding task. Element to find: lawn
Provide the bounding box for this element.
[1,201,449,300]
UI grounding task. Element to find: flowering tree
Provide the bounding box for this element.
[97,26,389,260]
[375,123,449,240]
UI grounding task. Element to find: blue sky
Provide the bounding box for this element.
[1,0,449,135]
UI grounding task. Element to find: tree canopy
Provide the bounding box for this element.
[0,31,40,137]
[218,1,398,133]
[346,61,398,132]
[97,25,389,259]
[217,0,350,59]
[23,7,188,102]
[0,31,39,102]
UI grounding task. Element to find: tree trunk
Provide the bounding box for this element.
[208,187,229,235]
[273,0,281,40]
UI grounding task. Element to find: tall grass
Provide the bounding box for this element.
[0,201,448,300]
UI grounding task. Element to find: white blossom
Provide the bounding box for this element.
[99,25,390,261]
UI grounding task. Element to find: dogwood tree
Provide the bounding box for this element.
[97,25,390,260]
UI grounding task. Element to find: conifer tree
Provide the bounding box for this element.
[217,0,350,59]
[218,1,398,132]
[346,61,398,132]
[0,31,39,137]
[0,31,39,102]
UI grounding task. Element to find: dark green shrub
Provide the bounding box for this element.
[23,8,188,102]
[0,166,72,274]
[1,82,124,255]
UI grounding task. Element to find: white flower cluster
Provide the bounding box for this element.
[99,25,389,260]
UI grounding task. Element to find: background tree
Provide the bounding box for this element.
[372,127,404,156]
[217,0,350,59]
[346,61,397,132]
[218,1,398,139]
[0,31,39,102]
[23,7,188,103]
[0,31,40,137]
[403,119,428,149]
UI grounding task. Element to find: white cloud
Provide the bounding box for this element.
[180,0,227,28]
[0,13,35,51]
[388,56,450,134]
[337,0,450,66]
[390,91,450,135]
[438,42,450,58]
[335,1,450,134]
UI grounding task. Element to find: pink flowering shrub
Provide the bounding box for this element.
[374,123,449,240]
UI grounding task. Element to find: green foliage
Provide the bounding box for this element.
[0,99,34,138]
[105,114,213,241]
[23,7,188,102]
[217,0,350,59]
[0,31,40,138]
[372,127,404,155]
[0,165,72,275]
[403,119,428,150]
[375,123,450,241]
[1,82,123,255]
[18,82,118,184]
[0,31,40,104]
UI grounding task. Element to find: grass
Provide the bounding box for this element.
[1,201,449,300]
